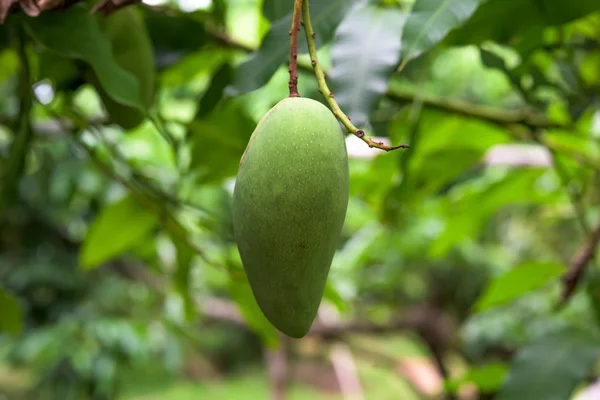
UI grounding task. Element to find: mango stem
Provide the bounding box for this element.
[288,0,303,98]
[300,0,409,152]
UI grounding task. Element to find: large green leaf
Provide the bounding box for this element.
[400,0,484,69]
[80,194,159,269]
[23,4,144,110]
[232,0,355,94]
[0,288,24,336]
[496,327,600,400]
[474,262,565,312]
[445,0,600,45]
[328,4,407,127]
[263,0,292,22]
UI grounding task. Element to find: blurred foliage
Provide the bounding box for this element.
[0,0,599,399]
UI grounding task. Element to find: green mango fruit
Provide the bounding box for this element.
[92,8,156,130]
[232,97,349,338]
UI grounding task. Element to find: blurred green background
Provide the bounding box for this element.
[1,0,600,399]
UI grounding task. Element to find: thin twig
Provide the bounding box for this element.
[300,0,409,152]
[561,220,600,304]
[287,0,303,98]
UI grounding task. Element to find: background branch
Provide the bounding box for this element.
[561,220,600,304]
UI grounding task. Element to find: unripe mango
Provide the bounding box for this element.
[232,97,349,338]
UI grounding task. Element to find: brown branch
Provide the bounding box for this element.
[561,220,600,303]
[287,0,303,98]
[265,335,291,400]
[385,86,557,129]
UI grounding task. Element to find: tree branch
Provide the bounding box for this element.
[385,86,556,129]
[561,219,600,304]
[300,0,409,152]
[287,0,302,98]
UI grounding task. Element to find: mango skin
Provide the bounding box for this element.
[232,97,349,338]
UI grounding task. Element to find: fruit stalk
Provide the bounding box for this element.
[288,0,303,97]
[300,0,409,152]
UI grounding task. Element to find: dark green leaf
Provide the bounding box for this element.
[329,4,407,127]
[189,100,256,183]
[230,277,280,348]
[172,237,197,322]
[400,0,484,68]
[232,0,355,94]
[142,8,209,68]
[0,288,24,336]
[263,0,292,22]
[445,0,600,46]
[23,4,144,110]
[475,262,565,312]
[497,327,600,400]
[80,194,159,269]
[586,269,600,328]
[197,62,233,119]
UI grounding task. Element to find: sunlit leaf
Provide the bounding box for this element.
[475,262,565,312]
[80,194,159,269]
[446,362,508,393]
[497,327,600,400]
[329,3,407,127]
[0,288,24,336]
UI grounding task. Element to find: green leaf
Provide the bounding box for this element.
[0,288,24,336]
[385,108,510,209]
[80,194,159,269]
[172,237,197,322]
[230,277,280,348]
[323,281,349,313]
[496,327,600,400]
[445,0,600,46]
[189,100,256,183]
[263,0,291,22]
[142,8,209,68]
[329,4,407,127]
[197,62,234,119]
[232,0,355,94]
[446,362,508,393]
[475,262,565,312]
[429,168,560,257]
[400,0,485,68]
[23,4,144,111]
